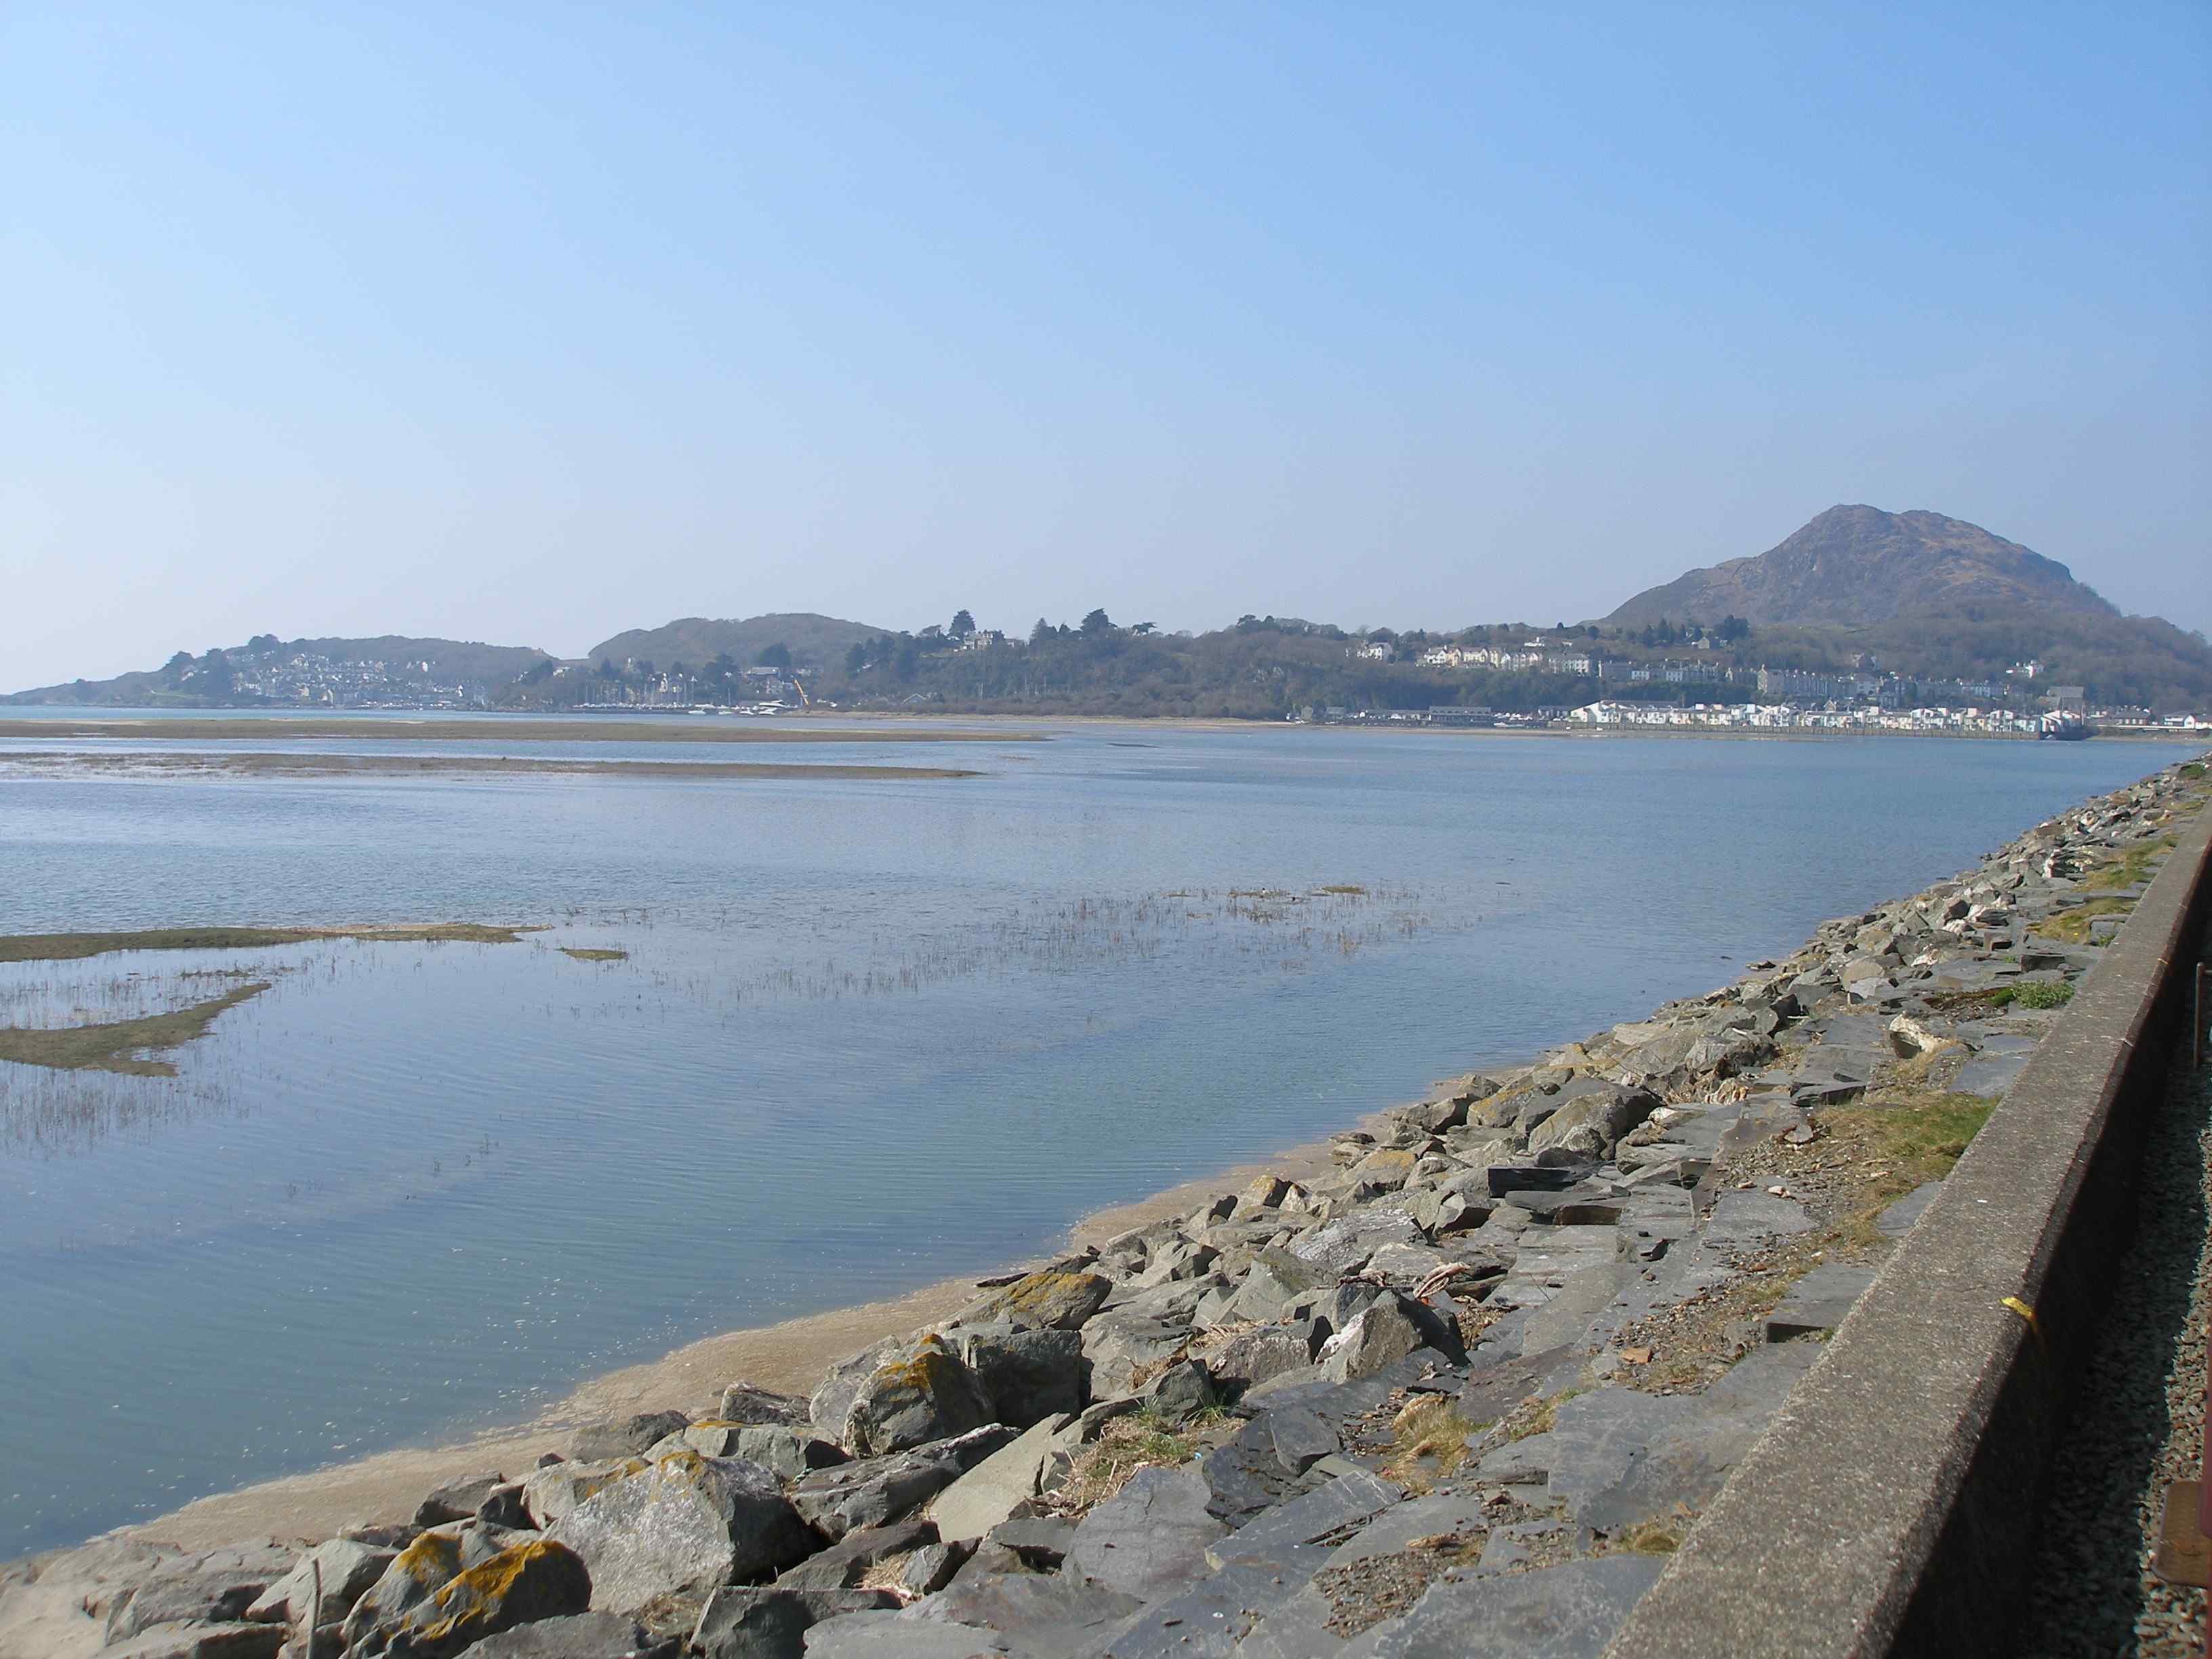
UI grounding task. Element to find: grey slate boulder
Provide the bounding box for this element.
[690,1587,897,1659]
[101,1542,296,1642]
[956,1324,1086,1428]
[1359,1552,1665,1657]
[1061,1465,1227,1598]
[907,1568,1143,1650]
[245,1539,394,1625]
[1316,1294,1459,1382]
[467,1612,674,1656]
[772,1520,936,1591]
[523,1458,646,1530]
[718,1385,811,1428]
[789,1426,1015,1540]
[547,1454,816,1614]
[1203,1322,1323,1395]
[100,1622,286,1659]
[926,1413,1071,1542]
[571,1412,690,1465]
[413,1472,509,1528]
[1139,1357,1217,1422]
[1080,1311,1192,1399]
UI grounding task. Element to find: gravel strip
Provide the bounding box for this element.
[2020,956,2212,1656]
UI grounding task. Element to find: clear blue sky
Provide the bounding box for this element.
[6,2,2207,684]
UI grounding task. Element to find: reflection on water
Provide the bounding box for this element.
[0,721,2189,1556]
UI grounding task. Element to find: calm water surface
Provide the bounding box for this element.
[0,717,2188,1556]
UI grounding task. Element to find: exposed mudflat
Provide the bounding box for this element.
[0,718,1021,744]
[0,750,979,781]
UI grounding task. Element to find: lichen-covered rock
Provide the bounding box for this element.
[378,1539,590,1658]
[842,1336,996,1456]
[953,1269,1113,1332]
[547,1454,816,1615]
[342,1533,466,1650]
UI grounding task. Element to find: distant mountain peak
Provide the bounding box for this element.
[1605,506,2119,627]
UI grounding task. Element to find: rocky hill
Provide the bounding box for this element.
[586,613,891,670]
[5,636,550,706]
[1606,506,2122,627]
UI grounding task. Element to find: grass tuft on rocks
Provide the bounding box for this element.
[1382,1395,1477,1494]
[1042,1408,1223,1515]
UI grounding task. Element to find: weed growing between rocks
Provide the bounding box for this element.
[1039,1407,1230,1515]
[1381,1395,1477,1492]
[1617,1086,1997,1392]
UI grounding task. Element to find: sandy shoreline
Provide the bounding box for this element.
[0,718,1023,745]
[115,1101,1388,1552]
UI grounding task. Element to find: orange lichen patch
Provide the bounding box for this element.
[411,1539,590,1650]
[394,1530,464,1586]
[966,1270,1112,1330]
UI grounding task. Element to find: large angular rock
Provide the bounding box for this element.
[926,1414,1072,1542]
[717,1385,811,1428]
[1080,1312,1191,1399]
[1361,1553,1665,1657]
[1284,1210,1422,1275]
[245,1539,394,1625]
[1202,1322,1323,1394]
[548,1454,816,1614]
[523,1458,646,1530]
[1207,1470,1401,1572]
[570,1411,690,1464]
[956,1324,1086,1428]
[413,1471,509,1528]
[467,1612,674,1656]
[655,1424,844,1482]
[771,1520,935,1592]
[1061,1465,1227,1599]
[689,1586,897,1658]
[1225,1251,1332,1324]
[787,1427,1014,1540]
[1316,1294,1458,1382]
[374,1538,592,1659]
[100,1623,285,1659]
[841,1336,997,1457]
[100,1544,296,1643]
[1523,1087,1658,1160]
[905,1570,1143,1651]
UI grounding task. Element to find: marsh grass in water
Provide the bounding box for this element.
[0,981,270,1076]
[0,923,537,964]
[558,947,630,962]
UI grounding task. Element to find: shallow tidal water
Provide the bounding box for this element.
[0,714,2186,1557]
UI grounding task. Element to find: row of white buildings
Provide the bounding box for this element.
[1568,701,2211,736]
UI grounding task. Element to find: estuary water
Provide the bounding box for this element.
[0,715,2186,1557]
